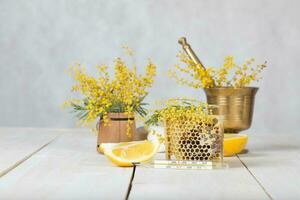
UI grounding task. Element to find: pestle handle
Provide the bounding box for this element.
[178,37,206,70]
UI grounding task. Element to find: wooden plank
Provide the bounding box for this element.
[0,129,132,200]
[130,154,270,200]
[0,128,62,177]
[238,133,300,199]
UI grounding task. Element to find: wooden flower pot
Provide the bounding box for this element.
[97,113,136,153]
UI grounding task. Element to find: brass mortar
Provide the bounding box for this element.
[204,87,258,133]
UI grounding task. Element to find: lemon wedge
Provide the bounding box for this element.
[223,134,248,157]
[100,140,160,167]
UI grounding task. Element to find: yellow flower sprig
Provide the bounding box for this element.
[170,52,267,88]
[145,98,215,132]
[64,47,156,135]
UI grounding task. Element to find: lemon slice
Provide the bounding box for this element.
[223,134,248,157]
[100,140,160,167]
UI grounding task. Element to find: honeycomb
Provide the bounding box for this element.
[165,115,223,162]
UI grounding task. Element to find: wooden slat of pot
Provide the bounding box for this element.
[0,127,62,177]
[238,133,300,200]
[130,153,269,200]
[0,129,132,200]
[108,112,134,119]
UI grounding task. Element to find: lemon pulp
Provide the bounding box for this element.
[223,134,248,157]
[100,140,160,167]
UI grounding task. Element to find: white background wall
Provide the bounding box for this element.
[0,0,299,134]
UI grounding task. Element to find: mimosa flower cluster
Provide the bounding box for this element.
[64,47,156,135]
[145,98,216,133]
[169,52,267,88]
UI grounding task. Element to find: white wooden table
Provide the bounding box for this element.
[0,128,299,200]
